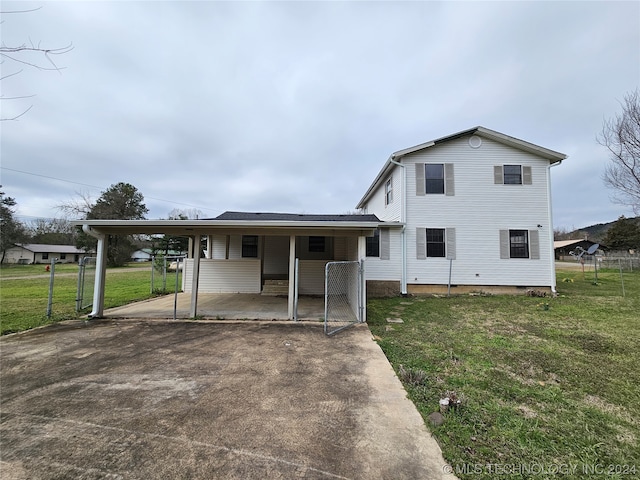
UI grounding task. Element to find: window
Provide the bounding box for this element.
[495,165,532,185]
[417,228,456,259]
[241,235,259,258]
[504,165,522,184]
[426,228,446,257]
[308,236,325,253]
[509,230,529,258]
[425,164,445,194]
[42,253,49,260]
[385,177,393,205]
[416,163,454,196]
[60,254,66,260]
[366,229,380,257]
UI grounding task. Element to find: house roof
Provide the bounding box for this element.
[14,244,88,254]
[356,126,568,209]
[213,211,381,222]
[554,239,603,249]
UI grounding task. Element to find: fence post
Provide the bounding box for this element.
[76,257,84,312]
[46,258,57,318]
[150,255,155,294]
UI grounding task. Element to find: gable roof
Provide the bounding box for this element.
[213,211,380,222]
[13,244,88,254]
[356,126,567,209]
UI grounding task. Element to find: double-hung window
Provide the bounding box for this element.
[308,236,326,253]
[509,230,529,258]
[495,165,532,185]
[499,229,539,259]
[416,163,454,196]
[426,228,446,257]
[385,177,393,205]
[416,227,456,260]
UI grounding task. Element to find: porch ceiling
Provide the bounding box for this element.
[72,219,395,237]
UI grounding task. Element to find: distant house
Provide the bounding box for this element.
[554,239,605,261]
[2,244,91,264]
[131,248,153,262]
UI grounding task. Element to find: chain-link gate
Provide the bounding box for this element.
[324,260,363,335]
[76,256,96,312]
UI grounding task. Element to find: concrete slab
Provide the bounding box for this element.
[0,321,454,479]
[104,293,326,321]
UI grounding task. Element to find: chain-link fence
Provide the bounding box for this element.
[324,261,362,335]
[151,255,185,293]
[76,256,96,312]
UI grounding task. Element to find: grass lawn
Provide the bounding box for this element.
[0,263,181,335]
[368,267,639,479]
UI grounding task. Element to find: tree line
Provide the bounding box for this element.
[1,182,197,267]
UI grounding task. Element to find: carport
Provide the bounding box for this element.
[74,213,381,321]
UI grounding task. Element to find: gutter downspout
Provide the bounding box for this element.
[389,155,408,295]
[548,160,563,295]
[82,224,107,318]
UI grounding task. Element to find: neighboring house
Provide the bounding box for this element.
[74,126,567,319]
[554,239,604,261]
[3,244,90,264]
[357,126,566,295]
[131,248,153,262]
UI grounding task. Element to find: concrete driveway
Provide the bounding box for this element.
[1,320,453,479]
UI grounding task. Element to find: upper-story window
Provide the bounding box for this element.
[425,164,445,194]
[416,163,454,196]
[495,165,532,185]
[385,177,393,205]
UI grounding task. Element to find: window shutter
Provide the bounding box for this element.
[415,163,425,196]
[529,229,540,259]
[446,228,456,260]
[380,228,390,260]
[416,228,426,259]
[523,166,532,185]
[494,165,504,184]
[445,163,455,196]
[499,230,509,259]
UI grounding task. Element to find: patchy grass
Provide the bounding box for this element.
[0,265,181,334]
[368,269,640,479]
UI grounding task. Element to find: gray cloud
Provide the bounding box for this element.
[1,0,638,229]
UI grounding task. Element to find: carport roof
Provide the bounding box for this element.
[73,212,393,236]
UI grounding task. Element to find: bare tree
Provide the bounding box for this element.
[0,7,73,120]
[598,89,640,214]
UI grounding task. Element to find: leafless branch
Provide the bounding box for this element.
[1,104,33,121]
[598,89,640,214]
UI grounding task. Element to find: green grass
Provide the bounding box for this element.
[368,268,640,479]
[0,263,181,334]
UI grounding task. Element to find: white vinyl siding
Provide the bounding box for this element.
[364,228,403,281]
[364,170,402,221]
[183,259,261,293]
[403,135,553,287]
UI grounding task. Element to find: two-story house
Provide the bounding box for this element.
[356,126,566,295]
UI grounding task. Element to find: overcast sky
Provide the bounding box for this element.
[1,1,638,231]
